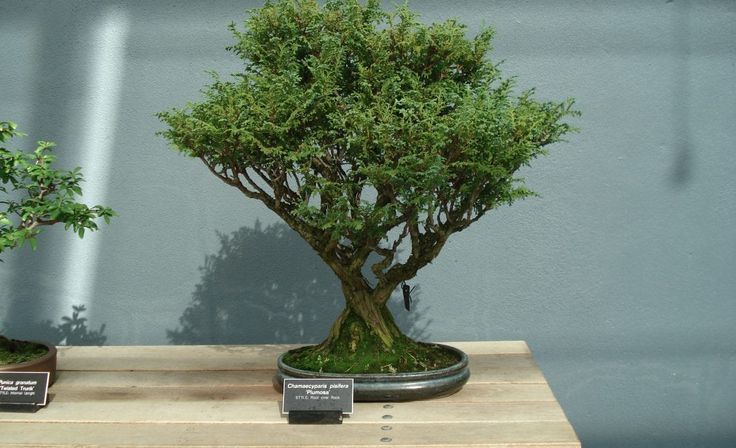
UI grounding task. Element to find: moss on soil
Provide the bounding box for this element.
[0,336,48,366]
[282,310,459,374]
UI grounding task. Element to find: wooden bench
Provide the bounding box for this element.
[0,341,579,447]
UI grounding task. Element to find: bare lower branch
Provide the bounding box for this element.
[370,224,407,282]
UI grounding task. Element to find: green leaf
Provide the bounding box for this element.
[1,121,115,255]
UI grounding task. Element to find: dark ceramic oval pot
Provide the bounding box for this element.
[273,343,469,401]
[0,341,57,386]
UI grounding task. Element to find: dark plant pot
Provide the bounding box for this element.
[0,341,57,386]
[273,343,469,402]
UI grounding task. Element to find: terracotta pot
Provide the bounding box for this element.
[0,341,57,386]
[273,343,470,401]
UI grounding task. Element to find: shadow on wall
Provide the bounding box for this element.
[2,305,107,346]
[168,221,430,345]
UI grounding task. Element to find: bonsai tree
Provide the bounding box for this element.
[0,120,115,364]
[158,0,577,373]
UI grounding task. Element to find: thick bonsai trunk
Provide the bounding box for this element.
[282,281,461,373]
[317,284,402,354]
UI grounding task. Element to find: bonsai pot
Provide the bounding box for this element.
[273,343,469,402]
[0,341,57,386]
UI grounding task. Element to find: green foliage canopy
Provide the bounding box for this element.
[0,121,115,257]
[158,0,578,300]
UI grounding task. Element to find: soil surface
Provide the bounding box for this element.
[283,337,460,374]
[0,336,49,365]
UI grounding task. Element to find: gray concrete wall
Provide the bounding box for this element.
[1,1,734,446]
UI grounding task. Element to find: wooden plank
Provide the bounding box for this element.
[50,354,544,390]
[56,341,530,371]
[439,383,556,402]
[0,400,567,425]
[49,384,282,403]
[0,421,579,447]
[356,401,569,424]
[56,344,298,371]
[450,340,531,355]
[52,370,277,388]
[45,383,557,404]
[469,354,547,383]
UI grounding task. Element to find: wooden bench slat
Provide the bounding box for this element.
[469,355,546,383]
[56,341,531,371]
[44,383,557,404]
[0,421,579,447]
[50,354,545,388]
[57,344,298,371]
[0,400,567,424]
[54,370,278,387]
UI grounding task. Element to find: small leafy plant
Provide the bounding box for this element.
[1,120,115,365]
[158,0,578,373]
